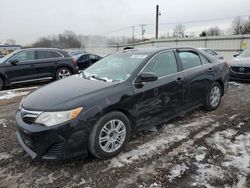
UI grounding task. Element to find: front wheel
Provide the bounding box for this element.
[56,67,72,80]
[204,82,222,111]
[88,111,131,159]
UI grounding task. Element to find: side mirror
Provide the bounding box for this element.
[233,54,239,57]
[9,59,19,65]
[136,72,158,83]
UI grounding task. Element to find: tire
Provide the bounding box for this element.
[56,67,72,80]
[204,82,222,111]
[88,111,131,159]
[0,78,3,91]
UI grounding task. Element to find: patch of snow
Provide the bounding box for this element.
[0,91,29,100]
[237,122,244,128]
[229,82,241,86]
[167,163,189,182]
[149,182,161,188]
[0,118,7,128]
[195,154,205,162]
[109,117,214,168]
[194,163,225,187]
[229,114,238,121]
[0,152,12,161]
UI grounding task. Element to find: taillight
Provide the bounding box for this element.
[72,59,77,66]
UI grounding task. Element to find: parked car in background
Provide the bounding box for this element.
[229,48,250,81]
[16,47,229,161]
[0,48,79,90]
[198,48,224,60]
[72,53,102,70]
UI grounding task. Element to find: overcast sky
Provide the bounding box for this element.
[0,0,250,45]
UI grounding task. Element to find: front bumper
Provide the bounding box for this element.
[15,110,89,161]
[229,70,250,81]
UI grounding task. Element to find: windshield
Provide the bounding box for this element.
[0,51,18,63]
[83,52,147,82]
[238,49,250,58]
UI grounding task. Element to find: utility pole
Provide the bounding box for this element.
[140,24,146,41]
[131,26,135,43]
[155,5,160,39]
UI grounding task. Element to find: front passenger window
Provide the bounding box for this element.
[143,51,178,78]
[178,51,202,70]
[14,51,35,62]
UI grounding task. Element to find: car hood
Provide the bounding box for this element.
[228,59,250,67]
[22,75,117,111]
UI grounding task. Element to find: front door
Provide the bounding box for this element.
[5,50,37,83]
[133,50,185,127]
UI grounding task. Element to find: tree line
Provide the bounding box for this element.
[31,17,250,48]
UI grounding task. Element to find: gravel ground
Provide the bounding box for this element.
[0,81,250,188]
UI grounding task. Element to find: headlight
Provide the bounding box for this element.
[35,107,83,127]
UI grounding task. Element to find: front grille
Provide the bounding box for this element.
[231,66,250,73]
[21,108,42,124]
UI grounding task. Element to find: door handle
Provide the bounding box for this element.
[176,77,183,84]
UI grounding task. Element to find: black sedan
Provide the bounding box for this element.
[16,47,229,161]
[72,53,102,70]
[229,48,250,81]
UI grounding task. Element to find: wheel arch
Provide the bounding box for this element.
[102,107,136,131]
[215,79,224,96]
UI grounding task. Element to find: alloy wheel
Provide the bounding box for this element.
[99,119,126,153]
[210,86,221,107]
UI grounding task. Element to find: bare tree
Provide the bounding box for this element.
[232,17,244,35]
[173,24,186,38]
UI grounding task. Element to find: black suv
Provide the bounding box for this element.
[0,48,79,90]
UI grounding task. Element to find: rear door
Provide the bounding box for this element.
[133,50,185,127]
[34,50,62,78]
[176,49,213,108]
[5,50,37,83]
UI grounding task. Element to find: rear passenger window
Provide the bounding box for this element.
[178,51,202,70]
[143,51,178,77]
[36,51,58,59]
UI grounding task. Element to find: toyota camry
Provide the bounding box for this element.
[16,47,229,161]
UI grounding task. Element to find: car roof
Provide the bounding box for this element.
[19,48,63,51]
[121,47,199,56]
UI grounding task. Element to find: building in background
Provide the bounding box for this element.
[0,45,22,55]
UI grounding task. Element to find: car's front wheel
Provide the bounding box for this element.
[88,111,131,159]
[204,82,222,111]
[56,67,72,80]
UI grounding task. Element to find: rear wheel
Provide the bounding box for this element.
[88,111,131,159]
[56,67,72,80]
[204,82,222,111]
[0,78,4,91]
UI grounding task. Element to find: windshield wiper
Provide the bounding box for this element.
[91,75,107,82]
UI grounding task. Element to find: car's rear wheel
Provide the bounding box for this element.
[204,82,222,111]
[0,78,4,91]
[88,111,131,159]
[56,67,72,80]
